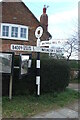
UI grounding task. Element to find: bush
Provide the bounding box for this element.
[40,59,70,93]
[68,60,78,69]
[13,58,36,95]
[2,57,70,95]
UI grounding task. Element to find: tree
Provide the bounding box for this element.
[63,33,78,61]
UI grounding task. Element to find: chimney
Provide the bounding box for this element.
[43,6,46,13]
[40,5,48,31]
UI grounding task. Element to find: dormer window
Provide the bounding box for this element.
[0,23,28,41]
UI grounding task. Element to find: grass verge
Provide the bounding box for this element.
[70,79,80,83]
[2,88,80,118]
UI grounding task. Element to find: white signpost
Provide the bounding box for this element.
[35,26,43,96]
[10,26,63,97]
[11,44,57,53]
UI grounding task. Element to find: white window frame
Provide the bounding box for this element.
[11,26,18,38]
[2,25,9,37]
[0,23,28,41]
[20,27,27,39]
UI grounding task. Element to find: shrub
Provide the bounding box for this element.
[13,58,36,95]
[40,59,70,93]
[2,57,70,95]
[68,60,78,69]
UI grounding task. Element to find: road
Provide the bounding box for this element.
[32,83,80,118]
[67,83,80,92]
[32,101,78,118]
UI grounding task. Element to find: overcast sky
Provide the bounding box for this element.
[23,0,79,59]
[0,0,79,59]
[0,0,79,39]
[23,0,79,39]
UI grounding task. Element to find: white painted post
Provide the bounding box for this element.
[36,38,40,96]
[35,26,43,96]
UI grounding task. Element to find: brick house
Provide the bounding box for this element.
[0,0,52,55]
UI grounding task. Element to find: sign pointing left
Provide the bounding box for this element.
[11,44,33,51]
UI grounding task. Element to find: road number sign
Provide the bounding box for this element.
[11,44,57,53]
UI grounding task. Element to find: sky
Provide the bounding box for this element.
[0,0,79,39]
[23,0,79,59]
[0,0,79,59]
[22,0,79,39]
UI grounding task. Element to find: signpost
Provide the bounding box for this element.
[11,44,57,53]
[10,26,63,97]
[35,26,43,96]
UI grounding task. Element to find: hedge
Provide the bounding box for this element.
[40,59,70,93]
[2,57,70,96]
[68,60,78,69]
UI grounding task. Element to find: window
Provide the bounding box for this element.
[2,26,9,37]
[20,28,26,38]
[11,27,18,38]
[0,23,28,41]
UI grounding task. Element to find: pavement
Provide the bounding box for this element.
[32,83,80,119]
[32,102,79,118]
[67,83,80,92]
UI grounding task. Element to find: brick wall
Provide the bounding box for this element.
[1,1,51,54]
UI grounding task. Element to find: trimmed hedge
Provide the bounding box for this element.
[40,59,70,93]
[2,58,70,95]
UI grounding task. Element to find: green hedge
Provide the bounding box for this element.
[13,58,36,95]
[68,60,78,69]
[40,59,70,93]
[2,58,70,95]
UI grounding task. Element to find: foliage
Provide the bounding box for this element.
[70,79,80,83]
[2,57,70,95]
[40,59,70,93]
[68,60,78,69]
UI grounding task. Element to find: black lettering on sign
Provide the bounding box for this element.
[19,46,21,50]
[42,48,44,51]
[14,46,19,50]
[21,46,23,50]
[12,45,14,50]
[28,46,31,50]
[47,49,49,52]
[15,46,17,50]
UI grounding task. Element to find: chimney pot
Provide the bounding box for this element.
[43,7,46,13]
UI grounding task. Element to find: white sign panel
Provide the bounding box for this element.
[33,46,56,53]
[11,44,33,51]
[40,41,51,47]
[11,44,62,53]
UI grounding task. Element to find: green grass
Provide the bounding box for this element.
[2,88,80,118]
[70,79,80,83]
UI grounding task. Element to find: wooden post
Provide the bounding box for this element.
[9,75,13,100]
